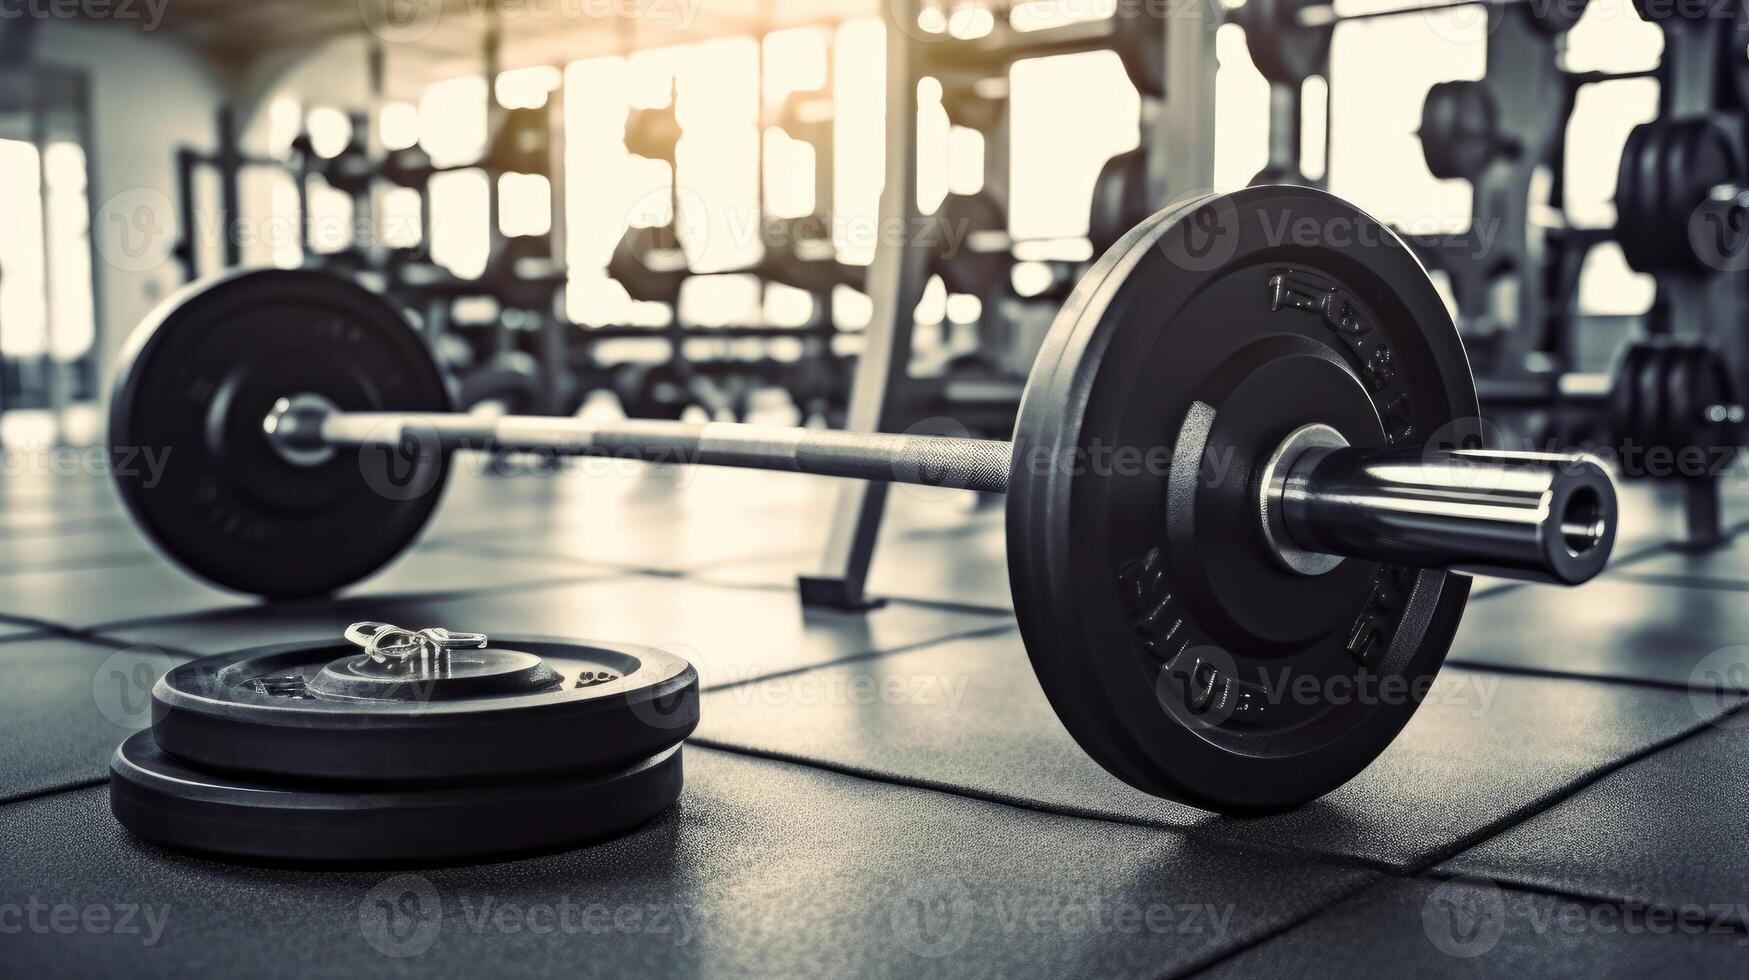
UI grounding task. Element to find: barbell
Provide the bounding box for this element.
[109,185,1617,815]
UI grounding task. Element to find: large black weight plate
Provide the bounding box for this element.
[151,637,699,783]
[111,731,684,863]
[1008,186,1476,814]
[110,268,452,598]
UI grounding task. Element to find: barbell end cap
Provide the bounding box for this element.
[1280,445,1619,587]
[1522,452,1616,586]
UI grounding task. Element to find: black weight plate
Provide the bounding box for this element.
[1114,25,1166,98]
[1608,342,1654,456]
[1633,345,1672,455]
[1640,122,1675,268]
[614,362,695,420]
[151,636,699,783]
[1615,122,1664,272]
[1619,118,1743,273]
[1658,120,1706,268]
[110,268,452,598]
[111,731,683,863]
[608,225,688,304]
[1612,123,1646,250]
[1734,0,1749,111]
[1008,186,1476,814]
[1089,148,1148,253]
[456,352,542,413]
[487,234,566,311]
[1695,346,1740,458]
[1661,346,1699,454]
[1635,345,1671,467]
[1665,344,1733,460]
[935,191,1010,295]
[1234,0,1332,84]
[1419,81,1498,181]
[1677,120,1743,272]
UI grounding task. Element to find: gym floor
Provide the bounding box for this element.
[4,452,1749,976]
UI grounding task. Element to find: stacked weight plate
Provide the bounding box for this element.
[109,635,699,863]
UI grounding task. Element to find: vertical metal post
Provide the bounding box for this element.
[1476,12,1558,378]
[174,146,200,281]
[217,105,242,270]
[363,42,386,269]
[73,68,100,411]
[483,23,504,250]
[799,1,930,610]
[1657,23,1741,549]
[1158,0,1216,198]
[33,73,54,435]
[1264,82,1304,183]
[541,86,569,414]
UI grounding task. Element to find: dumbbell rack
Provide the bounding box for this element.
[1538,13,1749,548]
[800,0,1208,609]
[1416,11,1562,382]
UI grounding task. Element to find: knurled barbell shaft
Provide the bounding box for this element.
[267,404,1615,584]
[311,411,1018,493]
